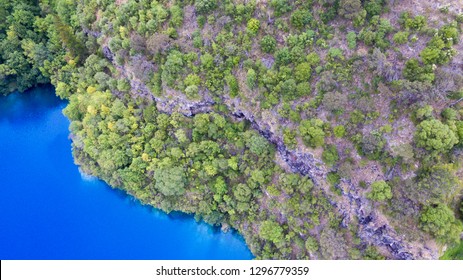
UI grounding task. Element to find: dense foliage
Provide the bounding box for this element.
[2,0,463,260]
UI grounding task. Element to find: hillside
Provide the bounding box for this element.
[1,0,463,259]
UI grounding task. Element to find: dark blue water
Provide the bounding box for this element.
[0,86,252,260]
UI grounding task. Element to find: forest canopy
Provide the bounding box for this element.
[2,0,463,260]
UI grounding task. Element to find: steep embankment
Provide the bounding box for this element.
[100,41,436,259]
[3,0,462,259]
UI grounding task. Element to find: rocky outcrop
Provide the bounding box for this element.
[102,47,215,116]
[343,184,417,260]
[232,109,428,260]
[231,109,325,181]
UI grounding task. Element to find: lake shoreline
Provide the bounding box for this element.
[0,86,252,260]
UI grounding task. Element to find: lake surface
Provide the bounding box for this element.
[0,86,252,260]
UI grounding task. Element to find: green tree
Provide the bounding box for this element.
[275,47,291,66]
[153,166,187,196]
[339,0,366,25]
[420,204,463,244]
[195,0,217,14]
[290,9,312,29]
[245,132,271,156]
[233,183,252,202]
[270,0,292,16]
[52,15,87,59]
[415,119,458,152]
[260,35,277,53]
[161,50,184,86]
[259,220,284,244]
[368,180,392,201]
[170,5,184,27]
[403,58,435,83]
[416,164,459,203]
[305,236,319,252]
[294,62,312,82]
[299,119,325,148]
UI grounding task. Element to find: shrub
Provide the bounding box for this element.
[361,132,385,159]
[415,105,433,121]
[403,14,427,30]
[328,48,344,61]
[197,15,206,27]
[225,74,239,97]
[333,125,346,138]
[279,79,297,101]
[290,46,305,63]
[339,0,364,20]
[323,92,348,114]
[185,85,199,98]
[200,52,214,69]
[296,82,311,97]
[283,128,297,149]
[456,121,463,142]
[347,31,357,49]
[441,108,457,121]
[364,0,384,18]
[420,46,441,65]
[327,172,341,186]
[184,74,201,87]
[393,31,409,44]
[438,24,458,46]
[247,18,260,34]
[322,145,339,166]
[246,68,257,89]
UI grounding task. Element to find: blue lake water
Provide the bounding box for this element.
[0,86,252,260]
